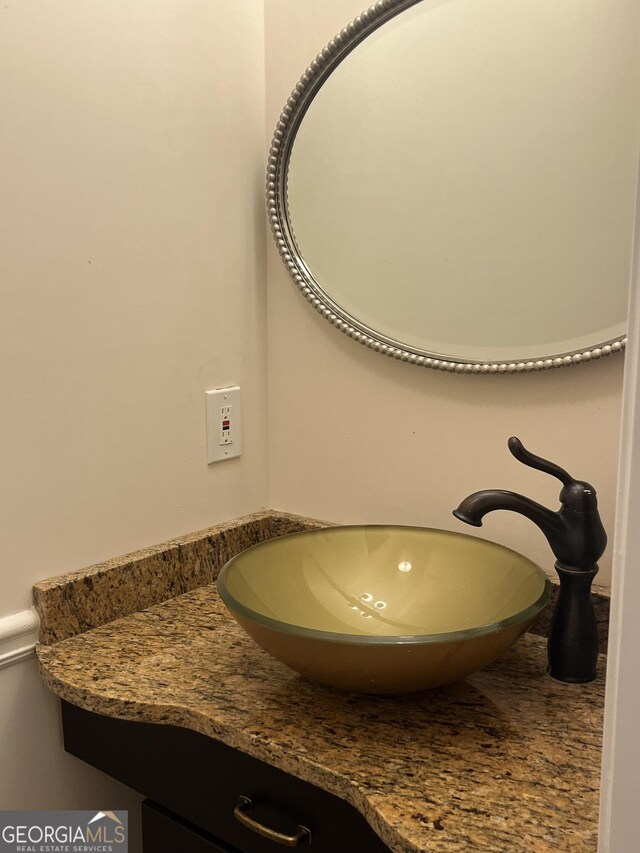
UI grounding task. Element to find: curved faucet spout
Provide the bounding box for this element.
[453,489,564,540]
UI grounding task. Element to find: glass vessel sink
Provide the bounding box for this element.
[217,526,551,694]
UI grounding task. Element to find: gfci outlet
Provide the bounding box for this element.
[205,386,242,463]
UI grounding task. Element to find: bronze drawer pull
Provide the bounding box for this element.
[233,795,311,847]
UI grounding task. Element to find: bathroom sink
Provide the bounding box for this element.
[217,526,551,693]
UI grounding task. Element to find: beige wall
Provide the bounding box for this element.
[265,0,627,589]
[1,0,269,615]
[0,0,267,838]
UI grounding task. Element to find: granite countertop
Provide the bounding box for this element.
[37,579,604,853]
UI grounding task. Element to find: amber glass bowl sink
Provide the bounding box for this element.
[217,526,551,694]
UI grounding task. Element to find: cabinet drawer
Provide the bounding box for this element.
[142,800,238,853]
[62,701,390,853]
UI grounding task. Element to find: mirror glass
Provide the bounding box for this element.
[272,0,640,370]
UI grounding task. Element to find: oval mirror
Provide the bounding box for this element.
[268,0,640,373]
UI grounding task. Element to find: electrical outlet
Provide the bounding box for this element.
[206,386,241,463]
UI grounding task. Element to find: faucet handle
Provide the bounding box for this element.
[508,436,599,512]
[507,436,574,486]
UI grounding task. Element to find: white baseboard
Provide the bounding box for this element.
[0,609,40,670]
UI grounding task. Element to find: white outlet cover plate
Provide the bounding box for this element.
[205,386,241,463]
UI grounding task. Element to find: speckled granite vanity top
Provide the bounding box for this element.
[34,511,605,853]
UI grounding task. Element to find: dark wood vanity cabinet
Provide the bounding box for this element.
[61,701,391,853]
[141,801,238,853]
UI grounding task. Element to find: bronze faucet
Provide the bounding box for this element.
[453,437,607,683]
